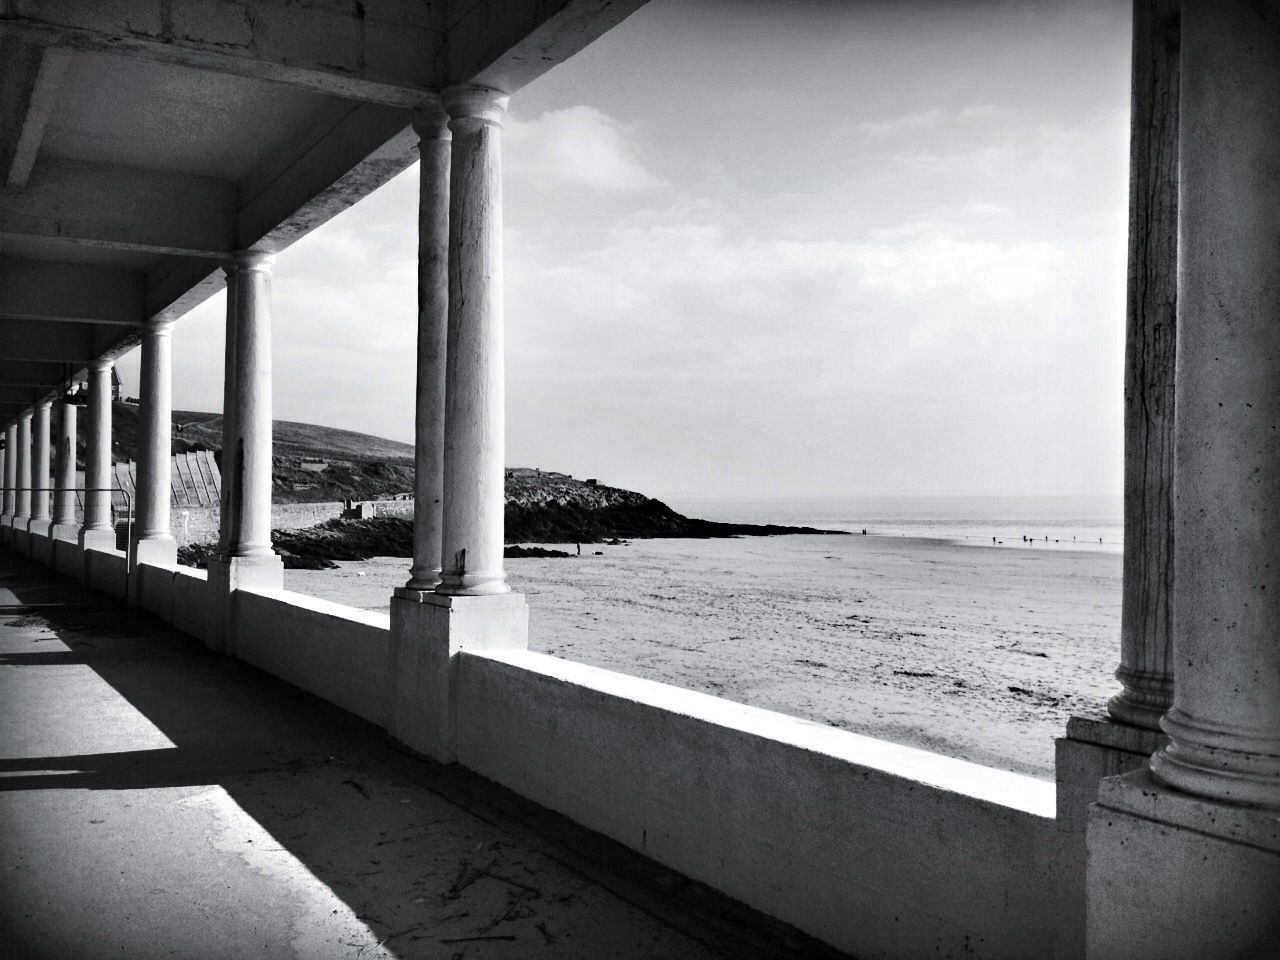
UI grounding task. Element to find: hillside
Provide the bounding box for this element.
[95,402,415,503]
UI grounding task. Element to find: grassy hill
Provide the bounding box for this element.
[95,402,414,503]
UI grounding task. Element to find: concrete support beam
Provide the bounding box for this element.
[130,318,177,571]
[1110,0,1179,730]
[0,258,145,327]
[444,0,650,92]
[79,360,114,550]
[50,398,76,541]
[207,250,283,655]
[14,408,31,528]
[28,397,50,535]
[0,40,70,190]
[2,422,15,519]
[390,87,528,763]
[0,0,443,108]
[1088,2,1280,955]
[0,158,235,257]
[0,319,99,363]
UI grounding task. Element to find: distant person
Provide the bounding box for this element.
[575,541,581,556]
[862,528,867,535]
[992,537,997,544]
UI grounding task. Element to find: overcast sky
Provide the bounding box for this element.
[119,0,1132,501]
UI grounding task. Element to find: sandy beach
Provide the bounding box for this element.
[285,535,1121,779]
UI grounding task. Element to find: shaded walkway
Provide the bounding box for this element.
[0,550,845,960]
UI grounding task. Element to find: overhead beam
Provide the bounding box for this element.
[0,360,72,389]
[444,0,650,91]
[0,157,236,258]
[0,318,99,362]
[0,0,443,107]
[5,45,70,189]
[0,258,145,326]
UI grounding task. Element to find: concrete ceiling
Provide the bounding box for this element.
[0,0,651,427]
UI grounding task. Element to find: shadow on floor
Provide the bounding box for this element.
[0,550,849,960]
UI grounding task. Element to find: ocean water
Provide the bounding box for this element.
[666,494,1124,553]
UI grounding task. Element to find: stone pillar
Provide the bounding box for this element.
[1088,3,1280,956]
[389,90,527,763]
[15,409,32,530]
[398,106,451,597]
[438,86,510,597]
[51,400,78,542]
[206,250,283,654]
[1109,0,1179,732]
[1147,0,1280,811]
[1,427,13,520]
[81,360,115,551]
[28,399,52,537]
[131,318,178,570]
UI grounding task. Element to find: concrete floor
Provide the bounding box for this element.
[0,550,847,960]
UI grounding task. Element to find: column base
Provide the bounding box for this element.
[50,522,79,543]
[27,519,50,539]
[389,590,528,763]
[1149,707,1280,809]
[13,517,30,532]
[206,553,285,655]
[1054,713,1167,960]
[80,527,117,551]
[1087,767,1280,960]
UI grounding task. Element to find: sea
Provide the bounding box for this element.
[665,494,1124,554]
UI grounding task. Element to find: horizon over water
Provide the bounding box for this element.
[666,493,1124,554]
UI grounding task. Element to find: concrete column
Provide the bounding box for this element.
[28,399,52,537]
[1109,0,1179,732]
[81,360,115,551]
[1147,0,1280,810]
[389,90,527,764]
[131,318,177,568]
[438,85,510,597]
[15,410,32,529]
[399,106,451,596]
[206,250,283,655]
[1,428,13,519]
[51,400,78,541]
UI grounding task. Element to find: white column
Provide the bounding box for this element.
[15,410,32,528]
[223,250,277,560]
[1109,0,1179,731]
[51,399,77,540]
[1149,0,1280,809]
[81,360,115,550]
[1,428,12,519]
[29,399,51,535]
[217,263,239,557]
[132,318,177,566]
[438,85,510,596]
[400,106,451,596]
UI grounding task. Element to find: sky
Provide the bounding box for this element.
[118,0,1132,501]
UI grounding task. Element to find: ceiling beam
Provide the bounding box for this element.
[0,318,98,362]
[0,0,443,107]
[0,157,236,258]
[444,0,650,91]
[5,46,70,190]
[0,360,72,389]
[0,258,145,326]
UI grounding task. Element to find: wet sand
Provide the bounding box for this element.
[285,535,1121,779]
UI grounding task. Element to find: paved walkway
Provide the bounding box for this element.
[0,550,845,960]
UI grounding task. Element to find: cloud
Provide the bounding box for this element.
[505,106,663,191]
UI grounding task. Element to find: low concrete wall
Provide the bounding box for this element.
[173,567,212,645]
[235,588,392,728]
[83,547,127,599]
[52,538,81,580]
[136,562,177,623]
[29,531,53,566]
[457,649,1064,960]
[165,501,350,547]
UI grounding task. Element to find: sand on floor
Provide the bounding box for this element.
[284,535,1122,779]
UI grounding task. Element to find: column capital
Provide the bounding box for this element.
[229,249,277,275]
[89,357,113,373]
[33,397,52,412]
[144,316,177,336]
[413,100,451,141]
[442,85,509,128]
[18,408,32,423]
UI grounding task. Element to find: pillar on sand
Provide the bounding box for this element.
[81,360,116,551]
[28,400,52,538]
[51,399,78,542]
[1087,2,1280,956]
[206,250,284,655]
[131,318,178,572]
[390,90,528,763]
